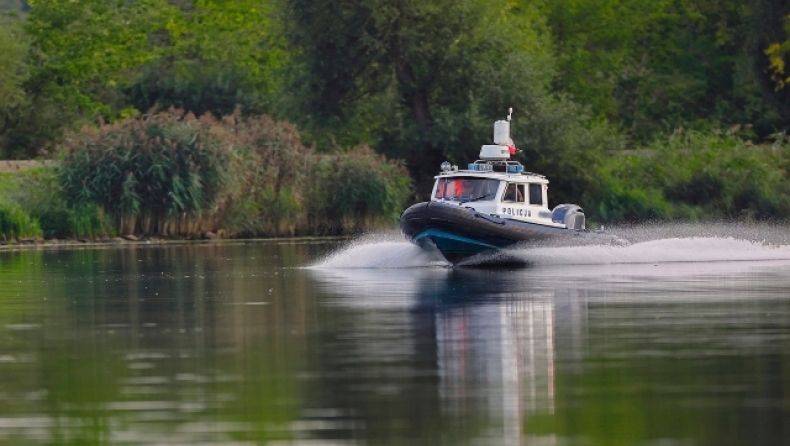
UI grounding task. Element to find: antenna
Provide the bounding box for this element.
[507,107,513,122]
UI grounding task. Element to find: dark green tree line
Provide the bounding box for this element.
[286,0,617,201]
[538,0,790,140]
[0,17,28,137]
[3,0,790,224]
[2,0,789,156]
[757,0,790,128]
[2,0,289,158]
[124,0,290,118]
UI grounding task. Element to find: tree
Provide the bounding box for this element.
[25,0,173,118]
[13,0,288,157]
[534,0,673,121]
[0,16,28,136]
[755,1,790,128]
[0,13,34,158]
[286,0,616,201]
[125,0,290,118]
[0,0,179,158]
[766,17,790,89]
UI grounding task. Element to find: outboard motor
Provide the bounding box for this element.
[551,204,586,230]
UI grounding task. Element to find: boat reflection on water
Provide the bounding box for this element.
[435,281,556,444]
[308,266,588,444]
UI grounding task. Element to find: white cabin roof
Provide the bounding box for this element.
[435,162,549,184]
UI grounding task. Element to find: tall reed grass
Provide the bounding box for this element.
[56,109,412,238]
[226,117,411,236]
[60,109,235,236]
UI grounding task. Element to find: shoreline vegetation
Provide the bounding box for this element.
[1,109,411,243]
[0,234,349,251]
[3,0,790,241]
[5,110,790,244]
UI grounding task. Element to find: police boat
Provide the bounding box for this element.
[400,110,607,264]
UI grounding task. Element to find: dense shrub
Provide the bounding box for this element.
[226,118,412,236]
[590,130,790,223]
[8,168,116,239]
[59,109,236,236]
[223,115,310,236]
[591,181,673,223]
[34,204,115,239]
[66,203,116,239]
[309,146,412,234]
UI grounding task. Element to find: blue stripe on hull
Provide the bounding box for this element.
[414,229,499,259]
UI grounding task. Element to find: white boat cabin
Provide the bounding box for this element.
[420,111,587,231]
[430,163,563,227]
[429,113,573,228]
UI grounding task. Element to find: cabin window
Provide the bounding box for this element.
[529,183,543,205]
[502,183,525,203]
[434,178,499,202]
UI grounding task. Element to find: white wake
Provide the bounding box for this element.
[310,224,790,269]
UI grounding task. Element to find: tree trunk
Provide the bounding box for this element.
[397,62,433,132]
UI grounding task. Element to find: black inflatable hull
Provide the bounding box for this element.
[399,201,582,263]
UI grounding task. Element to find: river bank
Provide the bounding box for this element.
[0,233,215,250]
[0,233,352,251]
[0,110,414,242]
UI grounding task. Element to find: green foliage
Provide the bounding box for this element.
[225,117,412,236]
[0,167,59,212]
[55,109,412,238]
[591,181,677,223]
[0,171,23,196]
[3,166,116,238]
[125,0,289,118]
[760,6,790,126]
[288,0,548,125]
[59,108,235,235]
[286,0,620,200]
[8,0,289,158]
[0,16,27,119]
[0,14,33,158]
[24,0,174,117]
[2,0,171,158]
[591,130,790,222]
[65,203,115,239]
[536,0,790,142]
[513,96,623,206]
[34,207,69,239]
[310,146,412,233]
[6,166,64,237]
[4,0,790,229]
[766,18,790,89]
[536,0,673,119]
[225,115,310,236]
[0,200,41,240]
[659,131,790,219]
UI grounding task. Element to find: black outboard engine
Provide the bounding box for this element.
[551,204,585,230]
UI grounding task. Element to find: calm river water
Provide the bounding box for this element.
[1,225,789,445]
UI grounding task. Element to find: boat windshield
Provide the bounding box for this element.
[434,177,500,202]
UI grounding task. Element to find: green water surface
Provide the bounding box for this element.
[0,241,788,445]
